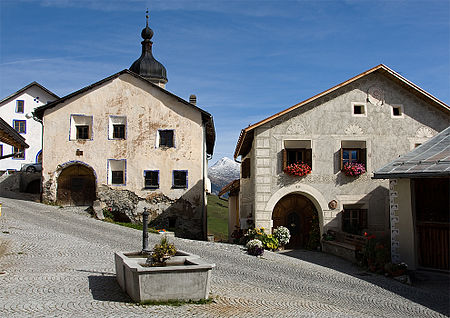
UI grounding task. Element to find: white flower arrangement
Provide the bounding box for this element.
[273,226,291,246]
[246,239,263,249]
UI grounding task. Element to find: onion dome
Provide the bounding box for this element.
[130,13,167,84]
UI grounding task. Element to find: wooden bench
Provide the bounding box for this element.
[322,231,366,263]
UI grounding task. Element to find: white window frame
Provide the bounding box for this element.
[391,104,404,118]
[107,159,126,186]
[108,116,127,140]
[351,102,367,117]
[70,114,93,141]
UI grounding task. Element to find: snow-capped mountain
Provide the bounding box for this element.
[208,157,240,195]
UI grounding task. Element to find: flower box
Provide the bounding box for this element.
[284,162,311,177]
[342,162,366,176]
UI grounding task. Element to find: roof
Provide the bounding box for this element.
[0,81,59,105]
[34,69,215,155]
[373,126,450,179]
[0,117,29,149]
[218,179,240,197]
[234,64,450,159]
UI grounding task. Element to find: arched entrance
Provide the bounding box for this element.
[272,193,319,249]
[57,164,96,206]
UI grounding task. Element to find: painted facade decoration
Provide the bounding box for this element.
[232,64,450,249]
[34,21,215,240]
[0,82,58,170]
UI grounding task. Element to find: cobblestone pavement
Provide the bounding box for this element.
[0,195,449,317]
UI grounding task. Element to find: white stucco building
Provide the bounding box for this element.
[34,18,215,240]
[232,64,449,249]
[0,82,58,171]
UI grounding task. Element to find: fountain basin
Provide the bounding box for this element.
[115,250,215,302]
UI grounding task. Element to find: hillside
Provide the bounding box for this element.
[207,194,228,242]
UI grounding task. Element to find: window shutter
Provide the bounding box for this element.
[282,149,287,171]
[305,149,312,168]
[360,148,367,167]
[340,148,344,170]
[242,158,250,178]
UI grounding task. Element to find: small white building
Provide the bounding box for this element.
[0,82,58,171]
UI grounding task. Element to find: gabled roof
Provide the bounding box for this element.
[0,117,29,149]
[34,69,215,155]
[373,126,450,179]
[218,179,240,197]
[234,64,450,159]
[0,81,59,105]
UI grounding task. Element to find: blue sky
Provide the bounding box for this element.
[1,0,449,163]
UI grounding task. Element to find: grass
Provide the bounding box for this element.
[207,194,228,242]
[101,195,229,242]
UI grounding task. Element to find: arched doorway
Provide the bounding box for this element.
[272,193,319,249]
[57,164,96,206]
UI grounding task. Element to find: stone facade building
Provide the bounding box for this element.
[34,18,215,239]
[0,82,58,171]
[233,64,449,248]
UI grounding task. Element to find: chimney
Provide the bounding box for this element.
[189,94,197,105]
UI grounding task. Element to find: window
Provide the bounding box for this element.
[352,102,367,117]
[13,120,26,134]
[159,130,174,148]
[0,145,3,157]
[70,115,93,140]
[391,104,404,118]
[340,141,366,170]
[16,100,24,113]
[342,207,367,235]
[76,125,89,139]
[109,116,126,139]
[12,147,25,159]
[173,170,188,188]
[282,140,312,170]
[144,170,159,189]
[241,158,251,178]
[108,159,126,185]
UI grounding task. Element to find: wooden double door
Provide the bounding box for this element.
[57,164,96,206]
[272,194,318,249]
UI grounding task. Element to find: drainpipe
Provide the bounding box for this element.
[202,124,207,240]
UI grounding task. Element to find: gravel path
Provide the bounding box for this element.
[0,194,448,317]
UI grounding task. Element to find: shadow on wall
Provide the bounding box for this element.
[149,180,205,240]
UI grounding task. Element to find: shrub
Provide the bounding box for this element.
[273,226,290,246]
[361,232,390,273]
[246,239,264,256]
[244,228,279,251]
[150,236,177,266]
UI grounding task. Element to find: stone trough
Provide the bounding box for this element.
[115,250,215,302]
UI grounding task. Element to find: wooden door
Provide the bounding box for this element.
[273,194,317,249]
[57,165,96,206]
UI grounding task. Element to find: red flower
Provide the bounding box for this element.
[284,162,311,177]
